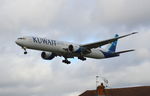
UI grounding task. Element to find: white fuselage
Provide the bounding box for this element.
[16,36,106,59]
[16,32,137,64]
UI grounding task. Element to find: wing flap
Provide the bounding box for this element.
[81,32,138,49]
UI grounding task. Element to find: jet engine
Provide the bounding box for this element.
[68,45,80,52]
[41,52,56,60]
[68,45,91,54]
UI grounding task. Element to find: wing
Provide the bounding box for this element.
[81,32,138,49]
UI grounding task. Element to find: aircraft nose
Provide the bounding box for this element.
[15,37,26,46]
[15,39,19,44]
[15,39,21,45]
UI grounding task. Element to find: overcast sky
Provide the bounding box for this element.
[0,0,150,96]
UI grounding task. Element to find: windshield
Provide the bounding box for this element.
[18,37,26,40]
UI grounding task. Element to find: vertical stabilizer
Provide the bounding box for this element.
[106,34,119,52]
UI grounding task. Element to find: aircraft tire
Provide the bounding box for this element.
[24,52,27,54]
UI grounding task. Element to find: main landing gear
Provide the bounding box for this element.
[62,57,71,64]
[78,56,86,61]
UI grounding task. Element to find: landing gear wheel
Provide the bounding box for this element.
[62,57,71,64]
[24,51,27,54]
[62,60,71,64]
[78,57,86,61]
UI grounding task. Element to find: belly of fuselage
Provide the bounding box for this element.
[84,49,105,59]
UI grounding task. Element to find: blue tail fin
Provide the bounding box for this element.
[107,34,119,52]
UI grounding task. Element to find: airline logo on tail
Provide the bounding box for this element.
[108,34,119,52]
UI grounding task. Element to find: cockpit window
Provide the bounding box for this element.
[18,37,26,40]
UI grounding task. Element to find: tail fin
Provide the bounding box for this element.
[106,34,119,52]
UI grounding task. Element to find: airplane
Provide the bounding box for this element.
[15,32,137,64]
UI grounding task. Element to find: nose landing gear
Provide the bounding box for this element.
[22,47,27,54]
[24,51,27,54]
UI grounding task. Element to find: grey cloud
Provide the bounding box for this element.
[93,0,150,27]
[106,61,150,88]
[0,0,150,96]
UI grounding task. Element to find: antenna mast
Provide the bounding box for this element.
[96,75,99,87]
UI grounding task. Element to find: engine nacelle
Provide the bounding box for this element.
[41,52,56,60]
[68,44,80,52]
[68,45,91,54]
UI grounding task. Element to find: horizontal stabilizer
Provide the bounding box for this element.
[115,49,135,54]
